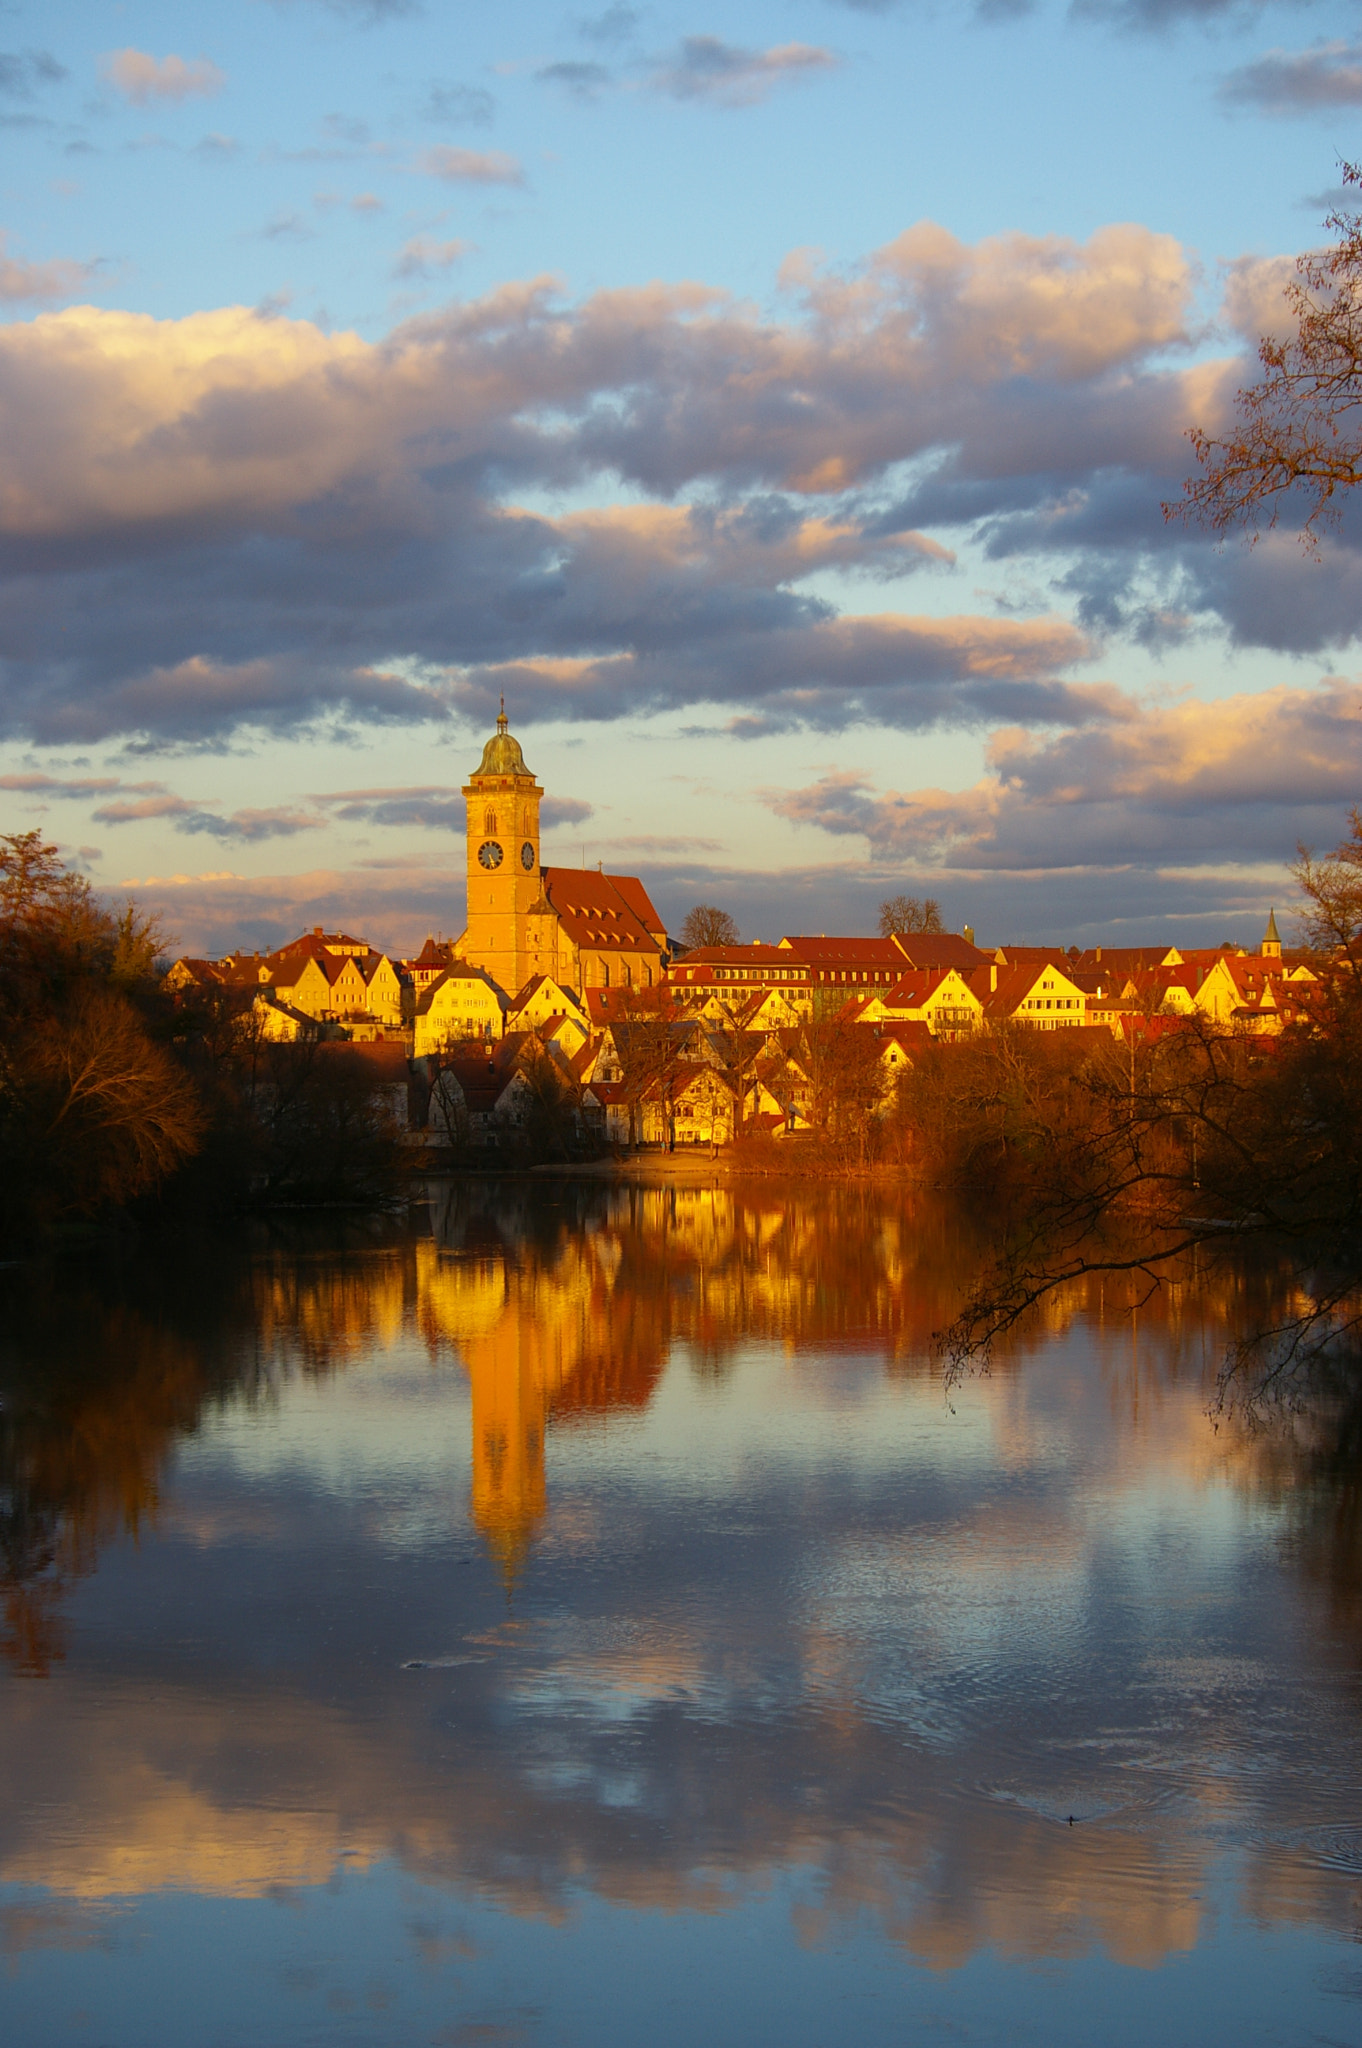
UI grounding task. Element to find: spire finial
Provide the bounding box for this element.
[497,692,507,735]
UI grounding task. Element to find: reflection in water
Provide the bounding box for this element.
[1,1183,1361,2045]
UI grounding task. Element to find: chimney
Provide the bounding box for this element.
[963,924,975,947]
[990,964,998,993]
[1094,945,1102,964]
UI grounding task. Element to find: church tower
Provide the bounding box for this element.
[461,705,549,996]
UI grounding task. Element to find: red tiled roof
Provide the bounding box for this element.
[541,867,664,954]
[890,934,990,972]
[606,872,667,939]
[682,943,793,965]
[780,935,907,967]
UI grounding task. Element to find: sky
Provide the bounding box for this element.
[3,0,1362,954]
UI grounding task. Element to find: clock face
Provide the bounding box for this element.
[520,841,536,871]
[478,840,504,870]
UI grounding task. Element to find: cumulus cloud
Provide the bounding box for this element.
[647,38,839,107]
[0,219,1343,753]
[769,679,1362,876]
[101,50,226,105]
[1219,251,1299,346]
[392,236,469,279]
[450,610,1101,739]
[416,146,523,185]
[1221,41,1362,115]
[0,234,95,303]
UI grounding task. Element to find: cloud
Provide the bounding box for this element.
[313,189,386,219]
[1220,41,1362,115]
[0,219,1343,755]
[0,772,127,800]
[542,796,594,827]
[290,0,421,20]
[323,786,465,830]
[101,50,226,106]
[0,234,95,303]
[422,81,495,126]
[577,4,639,42]
[0,49,66,98]
[1070,0,1277,29]
[315,785,594,831]
[647,38,839,108]
[416,146,523,185]
[450,609,1101,738]
[1219,252,1298,346]
[91,792,326,841]
[257,211,315,243]
[537,61,614,100]
[768,678,1362,876]
[392,236,469,280]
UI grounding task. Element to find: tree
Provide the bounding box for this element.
[0,834,202,1233]
[878,894,942,937]
[791,998,887,1166]
[679,904,739,950]
[1172,165,1362,546]
[1291,805,1362,966]
[32,986,203,1215]
[937,917,1362,1408]
[604,986,690,1147]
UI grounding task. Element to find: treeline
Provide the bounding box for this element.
[0,833,407,1245]
[928,818,1362,1396]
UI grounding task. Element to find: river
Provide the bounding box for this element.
[2,1180,1359,2045]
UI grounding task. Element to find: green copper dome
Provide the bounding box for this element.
[475,707,533,778]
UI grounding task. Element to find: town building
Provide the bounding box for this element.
[413,962,507,1056]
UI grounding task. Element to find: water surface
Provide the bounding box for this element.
[2,1182,1360,2045]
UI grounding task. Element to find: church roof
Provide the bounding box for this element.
[541,866,664,954]
[473,708,534,779]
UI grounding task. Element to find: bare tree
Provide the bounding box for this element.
[1171,165,1362,546]
[29,987,203,1218]
[1291,806,1362,967]
[679,904,739,950]
[878,894,943,937]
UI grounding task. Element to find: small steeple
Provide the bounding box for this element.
[1262,907,1282,959]
[497,693,508,736]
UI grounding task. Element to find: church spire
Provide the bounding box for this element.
[497,692,508,736]
[1262,907,1282,959]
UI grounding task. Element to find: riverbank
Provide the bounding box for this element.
[530,1150,732,1183]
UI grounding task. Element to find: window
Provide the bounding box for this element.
[484,809,498,834]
